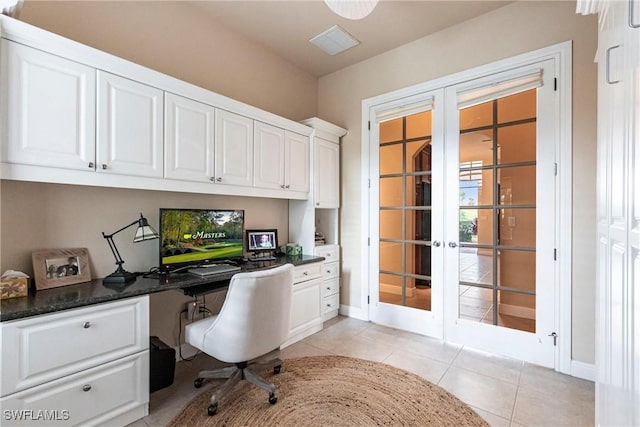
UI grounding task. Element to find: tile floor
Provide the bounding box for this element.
[130,316,594,427]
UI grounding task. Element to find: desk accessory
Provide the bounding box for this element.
[102,213,159,285]
[32,248,92,290]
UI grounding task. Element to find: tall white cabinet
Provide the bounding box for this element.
[578,0,640,425]
[290,118,347,321]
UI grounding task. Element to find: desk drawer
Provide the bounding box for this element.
[321,277,339,298]
[0,351,149,427]
[322,262,339,280]
[322,293,339,314]
[1,296,149,396]
[293,262,322,283]
[314,244,339,264]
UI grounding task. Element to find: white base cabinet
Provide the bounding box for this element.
[0,296,150,426]
[282,262,323,348]
[315,244,340,321]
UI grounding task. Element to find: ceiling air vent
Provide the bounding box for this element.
[309,25,360,55]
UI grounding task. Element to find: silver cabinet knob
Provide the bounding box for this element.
[209,177,215,182]
[88,162,94,168]
[216,177,222,182]
[82,384,92,392]
[83,322,91,329]
[101,164,107,170]
[432,241,441,247]
[448,242,458,248]
[285,185,290,189]
[281,184,285,189]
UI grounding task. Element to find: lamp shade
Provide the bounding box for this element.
[133,216,159,243]
[324,0,378,20]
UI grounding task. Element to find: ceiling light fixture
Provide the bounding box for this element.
[323,0,378,20]
[1,0,23,18]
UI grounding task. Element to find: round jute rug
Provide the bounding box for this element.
[168,355,488,426]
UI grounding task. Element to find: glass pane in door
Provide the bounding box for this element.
[457,88,538,332]
[379,111,433,310]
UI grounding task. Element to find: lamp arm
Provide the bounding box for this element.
[102,219,139,239]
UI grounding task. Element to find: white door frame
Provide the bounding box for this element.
[361,41,572,373]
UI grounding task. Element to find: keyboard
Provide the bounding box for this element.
[188,264,241,277]
[249,256,277,262]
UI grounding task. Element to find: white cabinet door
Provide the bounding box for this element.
[97,71,164,178]
[0,40,96,170]
[285,131,310,193]
[214,109,253,187]
[315,137,340,208]
[164,93,215,182]
[254,121,285,190]
[288,277,322,336]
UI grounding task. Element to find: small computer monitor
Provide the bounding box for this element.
[246,229,278,252]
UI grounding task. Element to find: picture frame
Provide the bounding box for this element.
[246,229,278,252]
[32,248,92,290]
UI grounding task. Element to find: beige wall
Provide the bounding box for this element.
[18,0,317,122]
[0,181,289,346]
[317,1,598,364]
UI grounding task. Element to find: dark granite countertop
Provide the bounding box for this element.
[0,254,323,322]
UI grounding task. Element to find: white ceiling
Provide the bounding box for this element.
[186,1,512,77]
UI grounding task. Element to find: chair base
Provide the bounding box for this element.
[194,357,283,415]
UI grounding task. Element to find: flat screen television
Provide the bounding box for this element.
[159,208,244,273]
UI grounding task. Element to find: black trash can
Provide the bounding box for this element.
[149,336,176,393]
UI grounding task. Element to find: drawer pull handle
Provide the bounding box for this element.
[326,286,331,290]
[303,272,308,276]
[101,164,107,170]
[88,162,94,168]
[326,270,331,274]
[83,322,91,329]
[82,384,92,392]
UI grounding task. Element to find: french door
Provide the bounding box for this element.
[444,60,557,367]
[368,90,445,338]
[368,57,560,367]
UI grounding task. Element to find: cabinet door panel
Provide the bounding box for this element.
[1,40,96,169]
[254,121,285,190]
[285,131,310,193]
[289,278,322,332]
[315,138,340,207]
[215,109,253,187]
[97,71,164,177]
[165,93,215,182]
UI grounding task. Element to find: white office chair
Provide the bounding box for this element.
[185,263,294,416]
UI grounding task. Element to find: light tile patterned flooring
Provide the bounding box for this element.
[130,316,594,427]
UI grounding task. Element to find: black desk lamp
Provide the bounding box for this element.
[102,213,159,284]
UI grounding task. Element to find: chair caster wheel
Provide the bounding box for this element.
[269,393,277,405]
[208,403,217,416]
[194,378,203,388]
[274,365,281,374]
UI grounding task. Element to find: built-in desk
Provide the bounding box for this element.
[0,254,323,322]
[0,254,324,426]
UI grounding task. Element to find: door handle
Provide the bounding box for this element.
[448,242,458,248]
[432,241,441,247]
[606,45,621,85]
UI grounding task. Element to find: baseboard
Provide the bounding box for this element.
[498,302,535,319]
[570,360,596,382]
[380,282,415,297]
[339,303,367,321]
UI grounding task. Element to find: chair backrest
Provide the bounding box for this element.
[200,263,294,363]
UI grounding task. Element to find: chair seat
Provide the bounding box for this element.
[185,315,217,352]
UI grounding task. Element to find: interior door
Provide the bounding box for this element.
[443,60,557,367]
[369,90,445,338]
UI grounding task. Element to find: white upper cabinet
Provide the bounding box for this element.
[285,131,310,193]
[97,71,164,178]
[214,109,254,187]
[254,121,309,193]
[164,92,216,182]
[314,137,340,208]
[254,121,286,190]
[0,40,96,170]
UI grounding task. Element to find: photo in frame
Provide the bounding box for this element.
[246,229,278,252]
[32,248,92,290]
